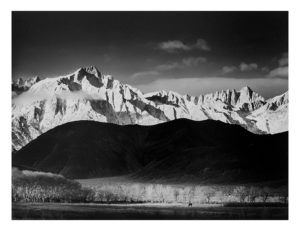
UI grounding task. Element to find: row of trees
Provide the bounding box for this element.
[12,168,288,204]
[83,183,288,204]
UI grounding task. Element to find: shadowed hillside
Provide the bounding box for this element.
[12,119,288,184]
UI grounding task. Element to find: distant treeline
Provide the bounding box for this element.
[12,168,288,204]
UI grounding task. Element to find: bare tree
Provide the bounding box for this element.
[153,184,165,203]
[280,193,288,204]
[261,187,270,203]
[204,188,215,203]
[234,186,248,203]
[182,187,190,203]
[275,187,288,204]
[223,186,234,197]
[188,186,196,202]
[248,186,259,203]
[173,189,180,202]
[139,186,146,202]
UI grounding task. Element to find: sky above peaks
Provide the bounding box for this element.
[12,12,288,98]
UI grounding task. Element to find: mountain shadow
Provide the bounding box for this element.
[12,119,288,184]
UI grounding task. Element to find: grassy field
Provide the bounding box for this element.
[12,202,288,220]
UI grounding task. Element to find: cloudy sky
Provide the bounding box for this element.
[12,12,288,98]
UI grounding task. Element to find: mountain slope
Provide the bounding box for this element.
[247,92,288,134]
[12,76,40,97]
[13,119,288,184]
[12,66,288,150]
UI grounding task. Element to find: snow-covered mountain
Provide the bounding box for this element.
[12,66,288,151]
[12,76,40,97]
[247,92,288,134]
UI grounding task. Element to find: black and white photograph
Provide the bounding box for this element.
[10,10,289,220]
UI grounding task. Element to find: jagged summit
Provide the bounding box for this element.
[246,90,288,134]
[13,76,41,86]
[12,76,41,96]
[14,78,24,85]
[240,85,252,93]
[76,66,101,78]
[32,76,40,82]
[145,86,265,112]
[238,86,253,102]
[268,91,288,107]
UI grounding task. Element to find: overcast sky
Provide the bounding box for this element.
[12,12,288,98]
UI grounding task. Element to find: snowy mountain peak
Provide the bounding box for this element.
[72,66,120,90]
[25,76,40,86]
[101,75,115,89]
[12,76,41,96]
[15,78,24,85]
[12,66,288,150]
[199,86,265,112]
[76,66,101,78]
[144,90,185,107]
[247,91,288,134]
[240,85,252,94]
[13,76,41,87]
[266,91,288,111]
[236,86,265,111]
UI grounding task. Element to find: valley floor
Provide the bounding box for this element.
[12,202,288,220]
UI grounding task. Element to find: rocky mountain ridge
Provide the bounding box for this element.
[12,66,288,150]
[12,76,41,96]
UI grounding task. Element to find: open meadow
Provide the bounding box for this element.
[12,202,288,220]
